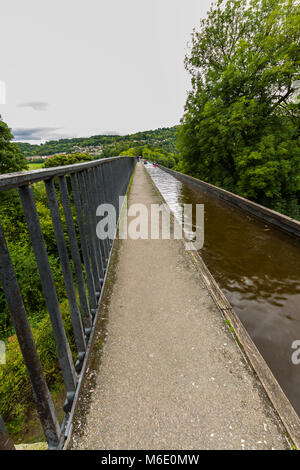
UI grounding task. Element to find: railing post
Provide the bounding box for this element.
[0,415,15,450]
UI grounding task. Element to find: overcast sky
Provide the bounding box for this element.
[0,0,212,143]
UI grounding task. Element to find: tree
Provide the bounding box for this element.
[120,147,138,157]
[177,0,300,219]
[0,116,27,174]
[43,152,94,168]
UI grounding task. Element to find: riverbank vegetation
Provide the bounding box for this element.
[177,0,300,219]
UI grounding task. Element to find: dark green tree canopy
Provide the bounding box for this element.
[178,0,300,219]
[0,116,27,174]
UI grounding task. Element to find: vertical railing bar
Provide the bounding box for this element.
[118,158,124,217]
[70,173,97,311]
[125,158,130,193]
[118,159,123,203]
[120,158,129,217]
[113,160,120,222]
[102,163,112,251]
[0,415,15,450]
[126,158,132,193]
[115,159,121,215]
[96,165,110,260]
[44,178,86,369]
[104,161,114,250]
[116,159,122,226]
[110,162,116,223]
[58,176,92,331]
[108,161,118,242]
[18,185,77,408]
[84,170,105,283]
[77,171,101,293]
[122,158,128,202]
[0,222,61,449]
[123,158,127,196]
[85,169,104,281]
[91,167,107,272]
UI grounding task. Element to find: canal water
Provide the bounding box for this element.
[145,163,300,417]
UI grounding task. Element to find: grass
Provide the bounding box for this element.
[225,318,234,334]
[12,386,65,445]
[225,318,243,350]
[27,163,44,169]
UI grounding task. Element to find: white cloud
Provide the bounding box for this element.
[18,101,48,111]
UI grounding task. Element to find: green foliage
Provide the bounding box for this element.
[177,0,300,219]
[119,147,138,157]
[0,299,75,440]
[141,146,177,168]
[43,152,94,168]
[120,145,177,168]
[0,115,27,174]
[0,184,66,340]
[27,162,44,169]
[0,244,65,340]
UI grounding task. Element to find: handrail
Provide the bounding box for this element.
[0,156,136,449]
[0,156,124,191]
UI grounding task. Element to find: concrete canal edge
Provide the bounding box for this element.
[160,166,300,238]
[145,164,300,450]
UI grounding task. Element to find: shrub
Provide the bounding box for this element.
[0,299,76,440]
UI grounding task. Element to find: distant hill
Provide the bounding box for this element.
[17,126,179,158]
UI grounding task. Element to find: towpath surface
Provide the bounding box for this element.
[71,163,289,450]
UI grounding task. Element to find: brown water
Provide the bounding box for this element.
[146,164,300,416]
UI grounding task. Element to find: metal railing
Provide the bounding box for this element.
[0,156,135,449]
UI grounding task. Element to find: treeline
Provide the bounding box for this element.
[17,127,179,158]
[42,146,178,169]
[43,152,95,167]
[120,146,178,168]
[177,0,300,220]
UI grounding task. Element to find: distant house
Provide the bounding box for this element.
[26,155,55,162]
